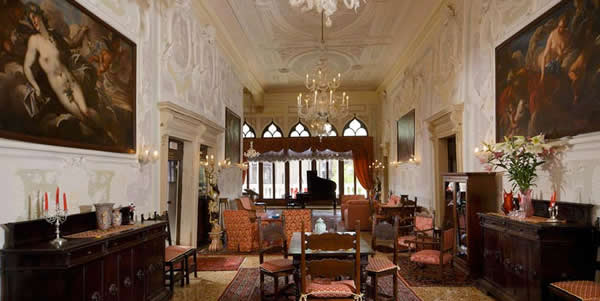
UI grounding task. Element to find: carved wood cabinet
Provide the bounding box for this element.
[478,212,595,301]
[0,212,170,301]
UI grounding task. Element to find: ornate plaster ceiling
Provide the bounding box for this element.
[203,0,442,92]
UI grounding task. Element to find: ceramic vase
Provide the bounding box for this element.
[94,203,114,230]
[112,209,122,227]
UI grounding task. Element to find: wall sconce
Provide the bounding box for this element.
[236,162,249,171]
[389,155,419,167]
[139,145,160,165]
[369,160,385,171]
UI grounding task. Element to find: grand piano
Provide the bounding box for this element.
[296,170,338,214]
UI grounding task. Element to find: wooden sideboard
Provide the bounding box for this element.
[1,212,170,301]
[478,209,595,301]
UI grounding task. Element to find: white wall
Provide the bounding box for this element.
[0,0,244,248]
[380,0,600,218]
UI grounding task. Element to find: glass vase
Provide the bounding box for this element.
[519,189,534,218]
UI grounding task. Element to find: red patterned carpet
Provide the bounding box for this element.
[395,256,473,287]
[196,256,245,271]
[218,268,422,301]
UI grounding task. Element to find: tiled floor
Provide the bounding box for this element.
[172,209,495,301]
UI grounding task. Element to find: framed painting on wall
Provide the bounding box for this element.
[496,0,600,142]
[0,0,136,153]
[397,109,415,162]
[225,108,241,163]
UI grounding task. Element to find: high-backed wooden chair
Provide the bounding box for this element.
[257,216,295,300]
[300,221,361,300]
[367,215,398,300]
[282,209,312,246]
[407,226,455,281]
[397,211,435,252]
[146,212,197,291]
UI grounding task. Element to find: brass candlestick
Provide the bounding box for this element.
[547,205,559,222]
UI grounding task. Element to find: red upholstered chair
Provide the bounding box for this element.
[397,213,435,251]
[300,222,361,300]
[408,227,455,280]
[257,217,295,300]
[343,199,372,231]
[282,209,312,246]
[388,194,401,206]
[548,244,600,301]
[367,215,399,301]
[341,195,366,221]
[223,210,258,252]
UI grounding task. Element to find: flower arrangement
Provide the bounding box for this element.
[476,134,554,217]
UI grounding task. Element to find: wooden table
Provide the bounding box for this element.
[287,232,374,297]
[379,204,415,220]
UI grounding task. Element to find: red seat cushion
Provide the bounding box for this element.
[260,258,294,273]
[306,279,357,298]
[550,281,600,301]
[410,250,452,265]
[366,257,397,273]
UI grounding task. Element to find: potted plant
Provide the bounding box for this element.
[477,135,553,217]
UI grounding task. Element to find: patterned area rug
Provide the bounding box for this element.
[218,268,422,301]
[197,256,245,271]
[395,256,474,287]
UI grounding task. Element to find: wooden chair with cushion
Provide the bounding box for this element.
[147,212,197,291]
[223,210,258,252]
[282,209,312,246]
[236,196,267,222]
[548,239,600,301]
[407,226,455,281]
[367,215,399,301]
[257,216,295,300]
[300,221,362,300]
[397,211,435,252]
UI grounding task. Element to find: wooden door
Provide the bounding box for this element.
[84,259,104,301]
[483,227,504,288]
[104,253,120,301]
[146,238,166,299]
[118,248,135,301]
[509,234,530,301]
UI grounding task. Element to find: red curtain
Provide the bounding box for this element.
[243,137,374,190]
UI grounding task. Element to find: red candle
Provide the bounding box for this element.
[550,191,557,207]
[55,187,59,205]
[44,192,48,211]
[63,192,67,211]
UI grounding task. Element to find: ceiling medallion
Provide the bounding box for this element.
[289,0,365,27]
[297,12,350,139]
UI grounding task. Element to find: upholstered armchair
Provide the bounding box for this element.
[282,209,311,246]
[223,210,258,252]
[343,199,372,231]
[341,195,366,221]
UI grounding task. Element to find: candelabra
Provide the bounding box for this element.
[45,207,68,247]
[390,155,418,167]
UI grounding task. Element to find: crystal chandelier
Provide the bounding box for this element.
[289,0,365,27]
[243,141,260,159]
[297,13,350,137]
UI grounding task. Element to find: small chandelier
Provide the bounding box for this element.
[369,159,385,170]
[243,141,260,159]
[297,13,350,138]
[289,0,366,27]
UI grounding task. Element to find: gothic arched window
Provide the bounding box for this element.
[343,117,368,136]
[262,122,284,138]
[242,122,256,138]
[289,121,311,137]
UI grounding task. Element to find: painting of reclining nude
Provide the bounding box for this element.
[496,0,600,141]
[0,0,136,153]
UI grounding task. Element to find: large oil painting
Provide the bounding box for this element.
[496,0,600,141]
[225,108,241,163]
[0,0,136,153]
[397,109,415,162]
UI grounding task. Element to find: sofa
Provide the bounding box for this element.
[341,194,367,221]
[343,199,372,231]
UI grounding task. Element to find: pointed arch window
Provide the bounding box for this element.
[324,123,338,136]
[262,122,284,138]
[343,117,368,136]
[289,121,311,137]
[242,122,256,138]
